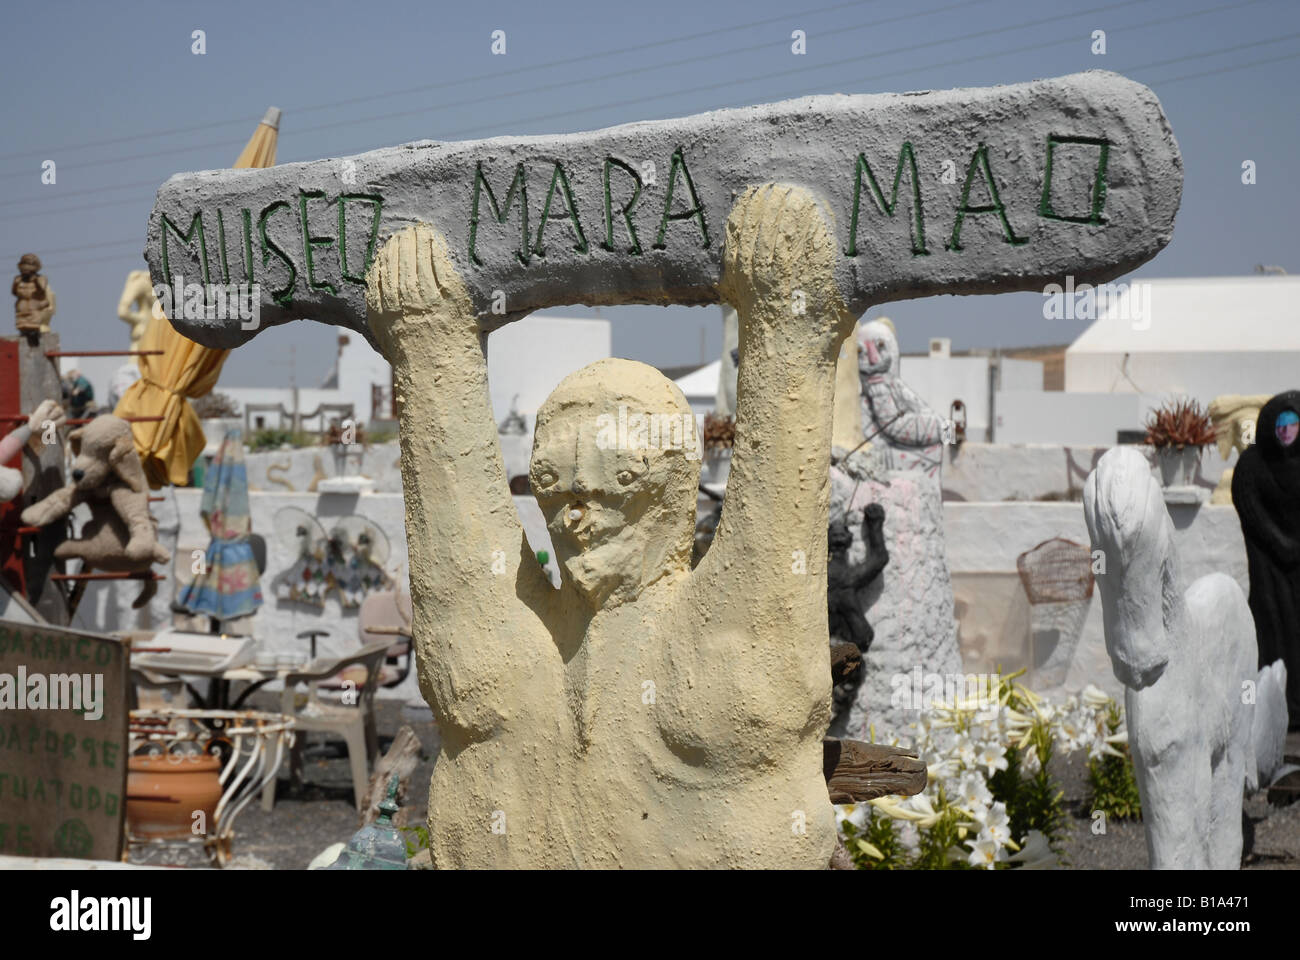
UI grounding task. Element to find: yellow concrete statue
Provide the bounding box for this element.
[366,184,852,868]
[1208,394,1272,505]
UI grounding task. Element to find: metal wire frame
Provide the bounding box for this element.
[125,709,295,868]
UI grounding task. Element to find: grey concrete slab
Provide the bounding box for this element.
[144,70,1180,350]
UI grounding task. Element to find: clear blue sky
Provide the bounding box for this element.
[3,0,1297,387]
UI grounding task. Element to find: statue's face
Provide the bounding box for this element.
[1275,410,1299,448]
[530,399,692,608]
[857,323,897,378]
[17,256,38,276]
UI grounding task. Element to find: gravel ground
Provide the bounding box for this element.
[1055,733,1300,870]
[227,700,1299,870]
[229,696,440,870]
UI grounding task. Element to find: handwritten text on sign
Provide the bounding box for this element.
[0,622,127,862]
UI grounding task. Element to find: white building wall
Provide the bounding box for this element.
[486,316,611,422]
[1065,350,1300,404]
[945,501,1248,701]
[903,356,1042,440]
[335,333,392,422]
[994,390,1168,445]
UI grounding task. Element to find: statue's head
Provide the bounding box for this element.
[1256,390,1300,462]
[17,253,40,276]
[531,358,700,609]
[856,317,898,379]
[1083,447,1176,690]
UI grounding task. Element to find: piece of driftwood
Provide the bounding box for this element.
[359,724,422,828]
[823,738,927,803]
[829,641,862,683]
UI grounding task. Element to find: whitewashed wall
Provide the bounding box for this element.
[941,441,1234,502]
[903,355,1042,441]
[74,491,558,703]
[70,442,1252,706]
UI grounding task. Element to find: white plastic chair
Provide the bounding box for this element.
[266,640,391,811]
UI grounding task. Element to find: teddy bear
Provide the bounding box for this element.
[21,414,170,608]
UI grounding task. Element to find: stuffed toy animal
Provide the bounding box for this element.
[21,414,169,607]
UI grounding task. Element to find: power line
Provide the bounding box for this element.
[1131,29,1300,73]
[1151,48,1300,84]
[0,0,1152,183]
[29,40,1300,277]
[0,177,163,211]
[2,0,1279,232]
[0,0,880,164]
[1,192,156,221]
[273,0,1253,163]
[41,251,144,272]
[8,236,139,258]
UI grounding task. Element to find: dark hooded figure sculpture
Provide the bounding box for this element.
[1232,390,1300,729]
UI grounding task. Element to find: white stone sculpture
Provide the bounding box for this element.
[1084,446,1257,869]
[1251,659,1288,790]
[856,317,946,477]
[829,317,960,740]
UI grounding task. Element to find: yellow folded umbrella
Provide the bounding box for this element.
[115,108,280,488]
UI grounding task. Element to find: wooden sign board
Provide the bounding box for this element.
[0,620,128,861]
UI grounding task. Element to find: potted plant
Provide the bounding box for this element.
[1143,397,1215,489]
[701,413,735,486]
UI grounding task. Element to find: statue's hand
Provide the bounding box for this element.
[719,183,852,349]
[365,222,473,358]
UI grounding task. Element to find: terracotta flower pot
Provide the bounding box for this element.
[127,753,223,840]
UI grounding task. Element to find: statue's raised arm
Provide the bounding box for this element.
[698,183,857,619]
[365,223,549,737]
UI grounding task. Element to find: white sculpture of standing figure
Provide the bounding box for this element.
[856,318,946,477]
[1083,447,1257,869]
[828,317,960,740]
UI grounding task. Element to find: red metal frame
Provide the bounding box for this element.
[0,340,23,594]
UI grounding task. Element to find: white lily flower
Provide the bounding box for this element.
[833,803,869,832]
[953,733,978,769]
[896,819,921,853]
[975,743,1009,777]
[967,837,1005,869]
[1007,829,1057,869]
[955,771,993,811]
[1080,684,1112,709]
[974,800,1009,831]
[1021,746,1042,775]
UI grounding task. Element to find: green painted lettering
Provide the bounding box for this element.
[602,157,643,255]
[654,148,709,250]
[217,208,256,283]
[258,200,298,306]
[1040,134,1110,225]
[298,190,339,295]
[845,143,928,257]
[948,144,1028,251]
[470,162,530,266]
[160,211,211,284]
[337,194,384,284]
[534,161,588,257]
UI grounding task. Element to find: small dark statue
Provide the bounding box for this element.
[828,502,889,716]
[1232,390,1300,729]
